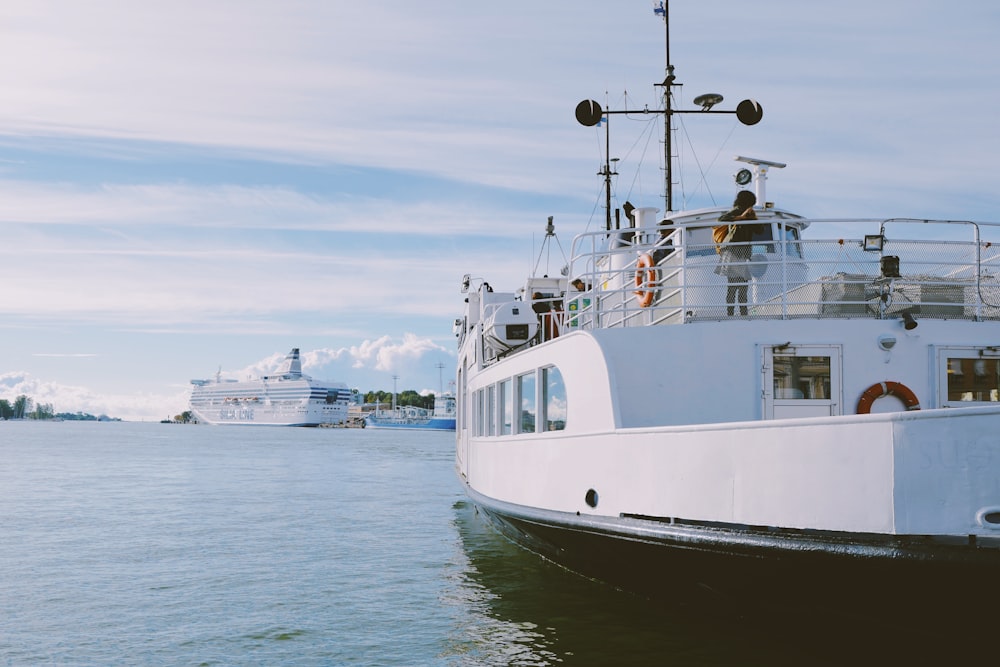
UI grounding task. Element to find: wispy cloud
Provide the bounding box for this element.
[32,353,98,358]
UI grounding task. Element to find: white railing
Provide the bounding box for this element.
[543,218,1000,335]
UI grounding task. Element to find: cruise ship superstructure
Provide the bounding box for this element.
[189,348,351,426]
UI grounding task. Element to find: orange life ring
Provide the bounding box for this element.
[634,253,657,308]
[856,381,920,414]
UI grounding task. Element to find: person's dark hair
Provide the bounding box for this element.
[734,190,756,207]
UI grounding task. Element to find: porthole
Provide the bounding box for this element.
[976,506,1000,529]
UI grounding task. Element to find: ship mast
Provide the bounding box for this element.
[661,0,673,214]
[576,1,764,214]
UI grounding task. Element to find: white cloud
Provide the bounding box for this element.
[348,334,449,373]
[0,177,546,330]
[208,338,451,389]
[0,371,188,421]
[205,340,454,388]
[0,179,565,236]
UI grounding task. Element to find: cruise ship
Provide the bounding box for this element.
[189,348,351,426]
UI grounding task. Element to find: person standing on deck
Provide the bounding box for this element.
[714,190,760,316]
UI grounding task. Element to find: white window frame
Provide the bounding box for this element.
[761,344,842,419]
[935,346,1000,408]
[516,371,537,434]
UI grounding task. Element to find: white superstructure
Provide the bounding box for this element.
[189,348,350,426]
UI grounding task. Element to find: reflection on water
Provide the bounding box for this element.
[447,500,981,666]
[442,501,557,665]
[446,499,759,666]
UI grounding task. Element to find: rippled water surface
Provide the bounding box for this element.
[0,422,976,665]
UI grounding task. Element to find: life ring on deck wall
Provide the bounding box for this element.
[634,253,657,308]
[856,381,921,414]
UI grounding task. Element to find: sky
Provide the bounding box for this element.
[1,0,998,421]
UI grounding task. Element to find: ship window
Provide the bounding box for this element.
[486,384,496,436]
[518,372,536,433]
[475,389,484,436]
[763,345,841,419]
[457,365,465,433]
[499,379,513,435]
[947,357,1000,403]
[541,366,566,431]
[686,227,717,257]
[749,223,774,254]
[779,225,802,258]
[689,223,778,258]
[773,355,831,399]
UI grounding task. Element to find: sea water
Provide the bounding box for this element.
[0,422,971,665]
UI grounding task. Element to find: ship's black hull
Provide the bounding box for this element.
[464,482,1000,629]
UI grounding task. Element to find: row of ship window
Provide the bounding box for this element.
[772,353,1000,403]
[463,351,998,433]
[471,366,567,436]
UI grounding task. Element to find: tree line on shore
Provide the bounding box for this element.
[0,394,116,421]
[362,389,436,410]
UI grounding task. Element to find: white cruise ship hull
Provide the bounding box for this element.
[190,379,350,426]
[189,348,350,426]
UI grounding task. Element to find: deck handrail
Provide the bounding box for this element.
[553,217,1000,333]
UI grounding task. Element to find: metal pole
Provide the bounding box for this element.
[605,119,612,230]
[663,0,673,212]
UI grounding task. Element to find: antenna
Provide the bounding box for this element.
[577,2,763,212]
[531,216,569,277]
[435,362,445,395]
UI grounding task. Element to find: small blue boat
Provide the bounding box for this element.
[365,393,456,431]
